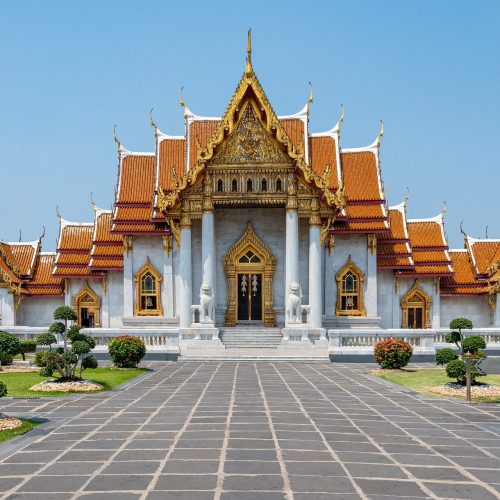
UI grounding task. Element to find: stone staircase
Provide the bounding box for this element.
[220,327,283,349]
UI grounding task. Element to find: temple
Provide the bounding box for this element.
[1,33,499,358]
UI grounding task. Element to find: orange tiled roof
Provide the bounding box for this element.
[378,243,411,255]
[112,223,165,234]
[116,154,156,204]
[340,151,384,202]
[280,118,304,147]
[90,209,123,270]
[377,256,414,268]
[57,224,94,252]
[379,208,407,241]
[89,258,124,270]
[158,137,186,192]
[407,219,447,249]
[345,204,386,220]
[309,136,339,189]
[440,250,484,295]
[25,254,64,296]
[55,253,89,266]
[189,120,220,168]
[466,237,500,277]
[94,211,122,243]
[0,257,22,288]
[8,242,39,277]
[333,220,389,232]
[53,266,96,277]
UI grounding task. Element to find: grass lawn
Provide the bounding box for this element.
[0,367,148,397]
[376,369,500,403]
[0,419,40,444]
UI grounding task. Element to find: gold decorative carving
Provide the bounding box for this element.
[163,235,173,256]
[400,280,432,329]
[123,236,132,256]
[368,234,376,255]
[320,216,335,251]
[72,281,102,327]
[165,217,180,248]
[134,257,163,317]
[14,295,24,312]
[211,103,290,165]
[224,223,276,327]
[335,256,366,316]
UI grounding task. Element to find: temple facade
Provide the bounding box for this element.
[1,36,499,354]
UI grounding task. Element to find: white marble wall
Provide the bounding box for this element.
[0,288,15,326]
[324,234,369,318]
[192,219,203,308]
[214,207,288,325]
[440,295,493,328]
[377,270,395,328]
[17,296,64,327]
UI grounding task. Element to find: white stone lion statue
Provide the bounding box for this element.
[286,282,302,323]
[199,283,215,323]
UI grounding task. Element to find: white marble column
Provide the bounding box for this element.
[392,279,400,328]
[365,234,378,317]
[0,288,15,326]
[494,295,500,327]
[163,237,174,318]
[64,279,72,307]
[179,222,192,329]
[101,279,109,327]
[123,239,134,317]
[309,223,322,328]
[432,278,440,329]
[285,209,299,300]
[202,210,215,292]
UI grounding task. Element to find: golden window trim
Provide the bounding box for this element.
[134,257,163,317]
[335,256,366,316]
[72,281,101,327]
[400,279,432,329]
[224,223,275,327]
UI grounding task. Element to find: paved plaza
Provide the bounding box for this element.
[0,362,499,499]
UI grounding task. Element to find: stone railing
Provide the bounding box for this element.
[82,328,180,349]
[434,328,500,346]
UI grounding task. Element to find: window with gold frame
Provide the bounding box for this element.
[335,256,366,316]
[401,280,432,329]
[134,257,163,316]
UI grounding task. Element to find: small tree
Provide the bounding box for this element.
[40,307,98,381]
[0,332,21,370]
[19,340,37,361]
[438,317,487,385]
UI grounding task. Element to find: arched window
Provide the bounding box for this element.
[134,257,163,316]
[261,178,267,192]
[276,178,282,192]
[232,178,238,192]
[247,178,253,192]
[336,256,365,316]
[72,282,101,327]
[217,179,223,192]
[401,281,432,329]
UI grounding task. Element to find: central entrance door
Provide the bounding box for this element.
[237,273,262,321]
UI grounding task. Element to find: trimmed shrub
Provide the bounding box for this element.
[446,359,466,384]
[450,318,473,331]
[37,333,57,350]
[34,350,49,367]
[374,338,413,369]
[0,381,7,398]
[0,332,21,368]
[19,340,37,361]
[108,336,146,368]
[462,336,486,354]
[436,348,458,366]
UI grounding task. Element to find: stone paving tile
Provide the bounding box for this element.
[0,361,499,499]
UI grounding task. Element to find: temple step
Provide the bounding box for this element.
[220,327,283,349]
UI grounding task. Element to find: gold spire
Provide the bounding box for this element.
[150,108,158,136]
[403,187,410,208]
[39,225,45,240]
[333,104,344,133]
[442,200,447,218]
[90,192,96,211]
[113,124,121,150]
[245,28,253,75]
[375,120,384,147]
[56,206,62,222]
[179,86,186,109]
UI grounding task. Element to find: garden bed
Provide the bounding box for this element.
[0,367,147,397]
[375,369,500,403]
[0,419,40,444]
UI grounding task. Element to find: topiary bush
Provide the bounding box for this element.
[0,380,7,398]
[436,348,459,366]
[0,332,21,370]
[19,340,37,361]
[37,332,57,351]
[108,336,146,368]
[374,338,413,369]
[462,336,486,354]
[34,350,49,367]
[446,358,467,384]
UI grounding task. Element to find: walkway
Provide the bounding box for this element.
[0,362,499,499]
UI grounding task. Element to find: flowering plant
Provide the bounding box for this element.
[374,338,413,369]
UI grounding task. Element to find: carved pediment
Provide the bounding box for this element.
[211,103,290,165]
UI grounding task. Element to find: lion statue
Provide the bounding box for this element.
[199,283,215,323]
[286,282,302,323]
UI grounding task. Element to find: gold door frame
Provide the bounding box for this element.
[224,223,276,327]
[236,272,264,322]
[72,281,101,327]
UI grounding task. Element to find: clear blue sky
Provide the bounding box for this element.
[1,0,499,249]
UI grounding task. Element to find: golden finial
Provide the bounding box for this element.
[486,225,489,239]
[375,120,384,147]
[90,192,96,210]
[113,124,121,150]
[19,229,22,242]
[307,81,313,106]
[460,220,466,236]
[150,108,158,135]
[40,226,45,240]
[442,201,447,217]
[56,206,61,222]
[333,104,344,133]
[245,28,253,75]
[180,87,186,109]
[403,187,410,207]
